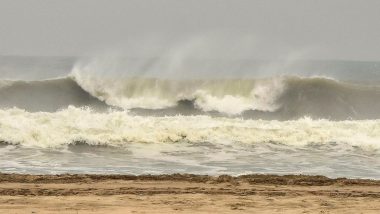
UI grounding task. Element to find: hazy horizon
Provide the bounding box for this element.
[0,0,380,61]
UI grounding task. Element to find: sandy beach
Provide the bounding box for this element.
[0,174,379,213]
[2,1,380,213]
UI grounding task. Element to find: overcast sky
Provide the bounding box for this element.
[0,0,379,60]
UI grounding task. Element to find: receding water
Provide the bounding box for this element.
[1,141,379,179]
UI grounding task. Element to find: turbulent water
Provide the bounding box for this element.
[2,74,380,120]
[1,56,380,178]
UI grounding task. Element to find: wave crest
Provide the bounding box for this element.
[1,67,380,120]
[70,68,285,115]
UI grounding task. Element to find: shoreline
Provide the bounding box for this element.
[1,173,380,213]
[1,173,380,185]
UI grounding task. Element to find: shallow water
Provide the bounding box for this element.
[1,141,379,179]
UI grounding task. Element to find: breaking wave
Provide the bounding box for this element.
[1,71,380,119]
[70,68,285,115]
[0,106,380,149]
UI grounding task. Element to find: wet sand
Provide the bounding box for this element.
[0,173,380,213]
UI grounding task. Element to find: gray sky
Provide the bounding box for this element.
[0,0,379,60]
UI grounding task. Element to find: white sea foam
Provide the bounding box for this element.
[70,67,285,115]
[0,106,379,150]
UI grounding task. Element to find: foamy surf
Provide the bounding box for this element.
[1,106,380,178]
[0,106,379,150]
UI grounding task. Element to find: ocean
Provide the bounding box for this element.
[0,56,380,178]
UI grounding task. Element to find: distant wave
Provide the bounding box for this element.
[1,71,380,119]
[0,107,380,150]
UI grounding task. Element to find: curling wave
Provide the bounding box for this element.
[1,72,380,119]
[0,77,109,112]
[70,69,285,115]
